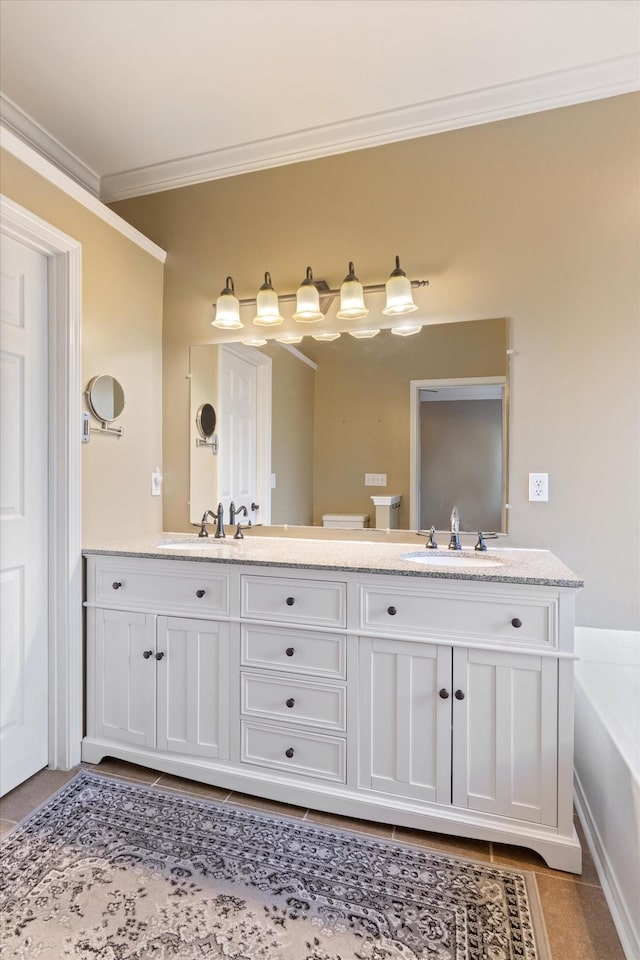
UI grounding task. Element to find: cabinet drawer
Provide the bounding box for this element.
[241,721,346,783]
[241,575,346,628]
[241,624,346,679]
[241,673,346,731]
[93,559,229,616]
[360,584,552,646]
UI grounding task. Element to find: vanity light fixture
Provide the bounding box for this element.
[292,267,324,323]
[383,256,419,316]
[336,262,369,320]
[312,331,341,342]
[348,329,381,339]
[276,334,304,344]
[254,272,284,326]
[212,276,243,329]
[390,324,422,337]
[211,257,428,331]
[242,338,268,346]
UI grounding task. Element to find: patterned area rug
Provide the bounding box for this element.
[0,770,550,959]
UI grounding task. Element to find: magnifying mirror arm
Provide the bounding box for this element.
[90,422,123,438]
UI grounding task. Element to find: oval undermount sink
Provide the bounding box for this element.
[401,550,503,568]
[157,539,236,550]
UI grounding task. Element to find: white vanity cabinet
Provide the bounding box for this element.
[85,557,231,761]
[83,549,581,873]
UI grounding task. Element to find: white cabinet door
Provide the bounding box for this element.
[358,637,451,804]
[452,647,558,825]
[94,609,156,749]
[156,617,230,760]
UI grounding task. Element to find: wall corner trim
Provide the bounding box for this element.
[0,124,167,263]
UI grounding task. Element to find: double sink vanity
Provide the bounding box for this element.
[82,532,583,872]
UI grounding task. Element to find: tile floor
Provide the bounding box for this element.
[0,759,626,960]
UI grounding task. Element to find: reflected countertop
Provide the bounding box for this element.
[83,532,584,588]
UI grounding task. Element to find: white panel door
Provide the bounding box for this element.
[93,608,157,749]
[451,647,558,824]
[156,616,230,759]
[218,346,257,520]
[0,234,48,796]
[358,637,451,803]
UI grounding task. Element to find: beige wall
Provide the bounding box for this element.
[111,93,639,630]
[1,150,164,542]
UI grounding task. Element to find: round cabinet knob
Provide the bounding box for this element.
[285,647,295,657]
[196,589,206,598]
[454,689,465,700]
[285,597,295,607]
[511,618,523,629]
[155,651,165,661]
[285,698,295,709]
[285,747,295,759]
[112,581,122,590]
[439,688,450,699]
[142,650,153,659]
[387,605,397,616]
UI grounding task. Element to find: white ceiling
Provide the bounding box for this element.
[1,0,638,202]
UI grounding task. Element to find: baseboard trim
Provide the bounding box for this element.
[574,773,639,960]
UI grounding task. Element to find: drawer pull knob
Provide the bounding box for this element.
[511,617,523,629]
[454,689,465,700]
[286,697,295,708]
[387,605,397,616]
[439,688,450,699]
[142,650,153,659]
[285,597,295,606]
[155,651,165,661]
[285,647,295,657]
[112,581,122,590]
[196,589,206,598]
[285,747,295,759]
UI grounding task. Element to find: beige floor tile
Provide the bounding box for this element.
[0,767,78,823]
[305,808,394,838]
[536,874,626,960]
[154,773,230,801]
[393,825,491,861]
[226,791,307,818]
[0,818,16,838]
[82,758,160,784]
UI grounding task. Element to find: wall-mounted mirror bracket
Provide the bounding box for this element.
[92,421,124,438]
[196,434,218,454]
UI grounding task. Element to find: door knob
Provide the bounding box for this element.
[439,688,450,699]
[286,698,295,708]
[285,647,295,657]
[112,581,122,590]
[387,605,397,616]
[155,651,165,661]
[511,618,522,628]
[285,747,294,759]
[454,689,465,700]
[285,597,295,606]
[196,589,206,598]
[142,650,153,659]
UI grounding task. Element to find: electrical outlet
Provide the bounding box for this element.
[528,473,549,502]
[365,473,387,486]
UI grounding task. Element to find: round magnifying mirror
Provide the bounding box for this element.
[86,375,125,424]
[196,402,216,439]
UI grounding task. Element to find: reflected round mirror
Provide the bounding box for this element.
[86,375,125,423]
[196,402,217,439]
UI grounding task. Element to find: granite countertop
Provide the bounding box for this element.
[82,533,584,588]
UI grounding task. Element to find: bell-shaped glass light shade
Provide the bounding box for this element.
[348,329,380,339]
[337,262,369,320]
[213,276,243,329]
[293,267,324,322]
[390,324,422,337]
[254,272,284,326]
[383,255,418,316]
[276,334,304,344]
[312,331,341,342]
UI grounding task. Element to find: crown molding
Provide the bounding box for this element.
[100,53,640,202]
[0,125,166,263]
[0,93,101,197]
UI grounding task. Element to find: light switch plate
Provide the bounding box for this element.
[365,473,387,487]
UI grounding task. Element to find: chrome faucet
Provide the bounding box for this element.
[195,509,216,537]
[448,506,462,550]
[214,502,225,538]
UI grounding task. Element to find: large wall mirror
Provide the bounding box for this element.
[188,317,510,532]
